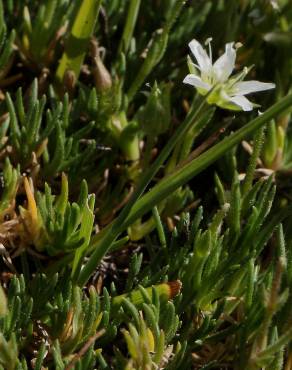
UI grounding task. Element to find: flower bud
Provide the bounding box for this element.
[90,39,112,92]
[136,82,171,136]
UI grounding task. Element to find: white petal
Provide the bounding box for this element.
[188,39,212,73]
[232,81,275,95]
[183,74,211,91]
[228,95,254,111]
[213,43,236,82]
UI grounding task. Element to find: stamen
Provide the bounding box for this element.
[235,42,243,50]
[227,65,254,91]
[205,37,213,63]
[187,55,201,74]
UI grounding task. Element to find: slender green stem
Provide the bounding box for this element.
[109,96,208,232]
[78,95,208,285]
[79,93,292,286]
[45,236,129,274]
[122,94,292,228]
[118,0,141,54]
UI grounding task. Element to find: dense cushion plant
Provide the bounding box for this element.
[0,0,292,369]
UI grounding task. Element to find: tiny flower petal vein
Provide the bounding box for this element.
[183,39,275,111]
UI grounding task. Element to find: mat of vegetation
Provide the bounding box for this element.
[1,0,292,369]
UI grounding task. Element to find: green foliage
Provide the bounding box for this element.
[5,80,97,181]
[0,158,19,220]
[18,0,77,67]
[33,174,95,263]
[0,0,292,368]
[0,0,15,80]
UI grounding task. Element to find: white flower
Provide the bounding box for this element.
[183,39,275,111]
